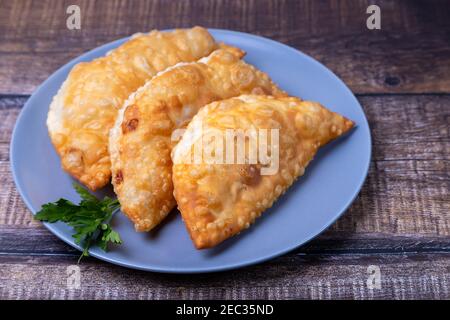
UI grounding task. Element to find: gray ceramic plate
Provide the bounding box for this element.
[10,29,371,273]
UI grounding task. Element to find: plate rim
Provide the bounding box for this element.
[10,28,372,273]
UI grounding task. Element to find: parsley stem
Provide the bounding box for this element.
[77,206,121,263]
[35,184,123,263]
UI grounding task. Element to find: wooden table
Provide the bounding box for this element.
[0,0,448,300]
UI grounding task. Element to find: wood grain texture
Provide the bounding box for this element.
[0,0,449,95]
[0,253,448,299]
[0,0,449,300]
[1,95,448,253]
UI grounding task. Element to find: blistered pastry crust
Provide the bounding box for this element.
[110,48,287,231]
[172,95,354,249]
[47,27,217,190]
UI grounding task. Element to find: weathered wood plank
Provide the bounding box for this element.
[0,96,23,143]
[0,253,448,299]
[0,94,448,256]
[2,154,447,232]
[0,0,449,94]
[1,0,449,300]
[1,224,450,257]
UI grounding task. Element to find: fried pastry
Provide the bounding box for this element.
[110,48,287,232]
[172,95,354,249]
[47,27,217,190]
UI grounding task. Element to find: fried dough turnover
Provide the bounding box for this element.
[110,48,287,232]
[172,95,354,249]
[47,27,217,190]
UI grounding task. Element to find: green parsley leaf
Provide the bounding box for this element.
[35,183,122,262]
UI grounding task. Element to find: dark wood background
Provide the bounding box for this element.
[0,0,449,299]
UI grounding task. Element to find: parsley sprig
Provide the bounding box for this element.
[35,183,122,262]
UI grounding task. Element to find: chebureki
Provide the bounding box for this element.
[172,95,354,249]
[110,48,287,232]
[47,27,217,191]
[46,26,356,250]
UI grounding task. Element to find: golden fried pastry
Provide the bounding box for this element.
[172,95,354,249]
[47,27,218,190]
[110,48,287,232]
